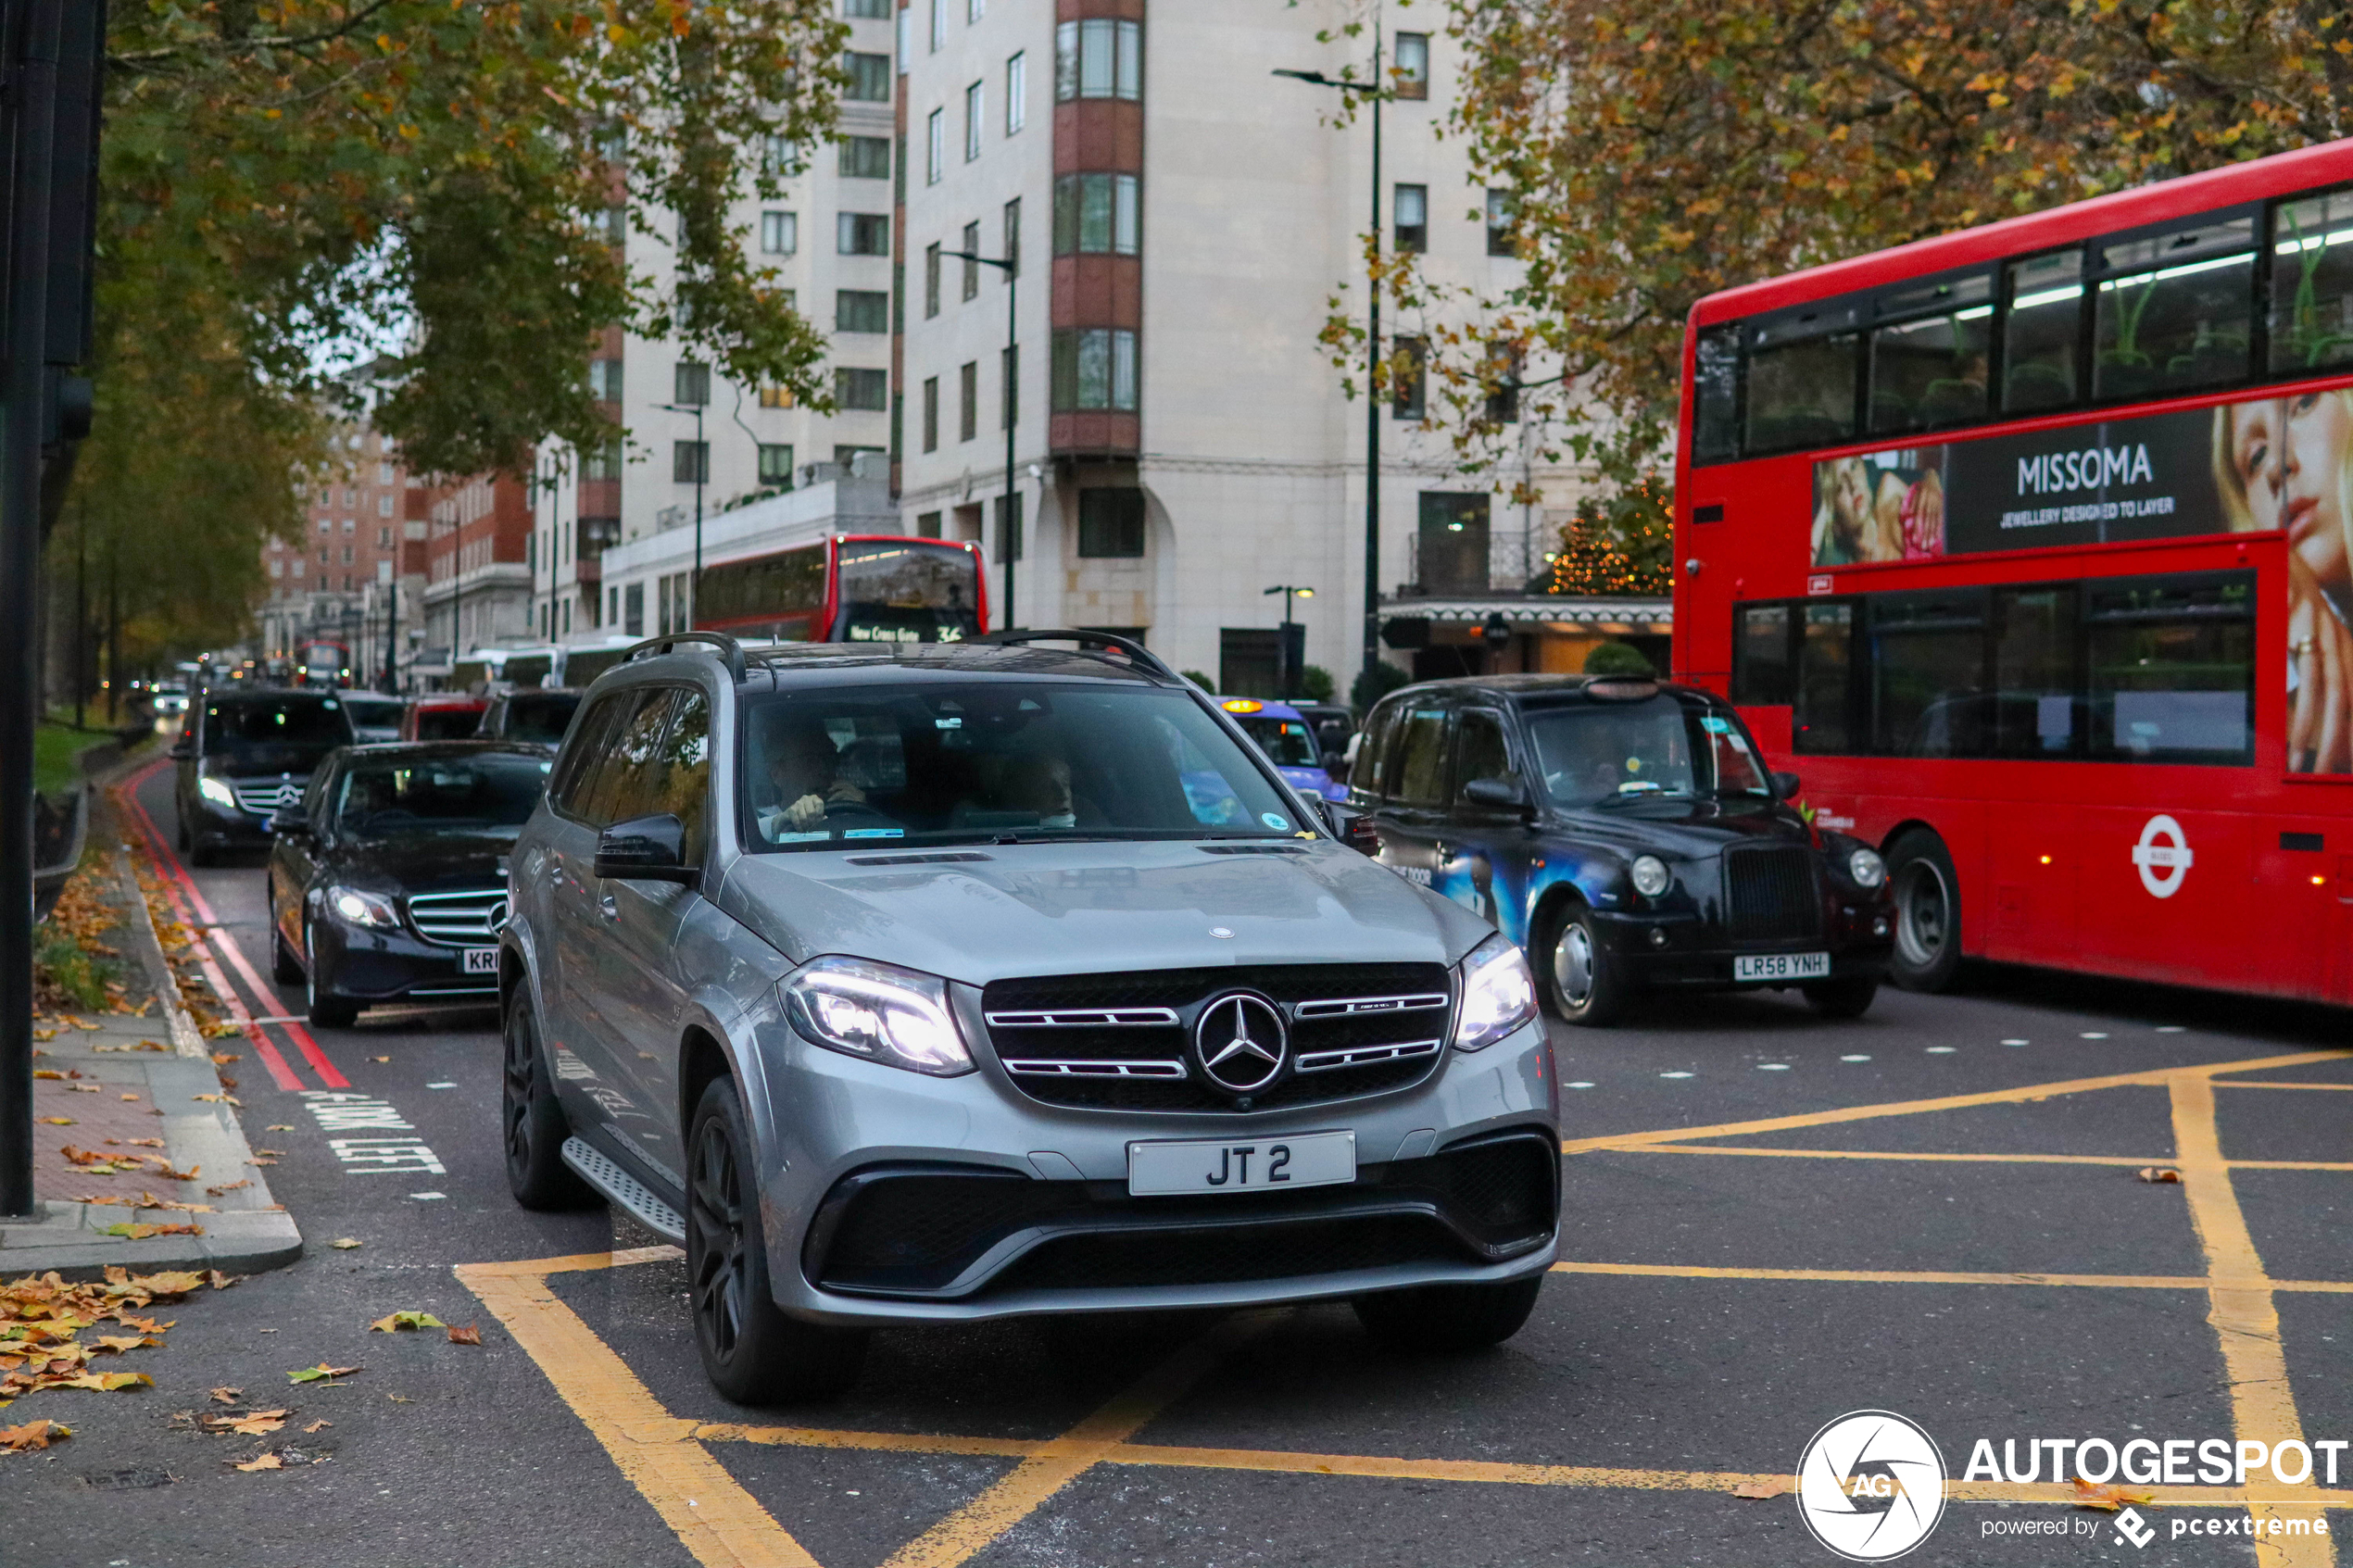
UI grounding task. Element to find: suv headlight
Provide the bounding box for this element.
[1629,854,1670,898]
[325,884,400,930]
[1847,847,1886,889]
[1453,933,1537,1053]
[784,957,974,1077]
[197,775,237,809]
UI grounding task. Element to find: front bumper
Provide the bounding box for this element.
[1589,905,1894,989]
[745,1011,1561,1327]
[186,797,276,850]
[312,920,500,1008]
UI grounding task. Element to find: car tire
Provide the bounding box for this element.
[501,995,593,1210]
[686,1077,867,1405]
[302,923,359,1028]
[270,912,304,985]
[187,831,217,869]
[1541,903,1629,1027]
[1354,1274,1545,1353]
[1802,975,1879,1019]
[1885,830,1961,993]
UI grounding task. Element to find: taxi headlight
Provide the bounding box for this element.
[196,775,237,809]
[1630,854,1671,898]
[1453,934,1538,1053]
[1848,848,1887,889]
[784,957,974,1077]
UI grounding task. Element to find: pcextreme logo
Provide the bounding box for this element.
[1796,1411,1948,1562]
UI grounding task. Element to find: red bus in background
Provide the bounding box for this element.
[1675,139,2353,1007]
[692,534,988,645]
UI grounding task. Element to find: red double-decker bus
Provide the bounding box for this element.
[693,533,988,645]
[1676,140,2353,1005]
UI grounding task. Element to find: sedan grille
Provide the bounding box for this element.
[405,887,508,947]
[1723,844,1823,943]
[232,780,304,815]
[980,963,1452,1113]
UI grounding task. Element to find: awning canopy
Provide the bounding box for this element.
[1379,596,1671,632]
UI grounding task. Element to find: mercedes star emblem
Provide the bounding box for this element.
[1194,992,1287,1095]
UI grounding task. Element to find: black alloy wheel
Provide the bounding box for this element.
[500,996,590,1209]
[1803,974,1880,1019]
[1885,829,1961,992]
[301,921,359,1028]
[686,1078,866,1405]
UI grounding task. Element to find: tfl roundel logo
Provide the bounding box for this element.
[1795,1410,1947,1562]
[2131,814,2194,899]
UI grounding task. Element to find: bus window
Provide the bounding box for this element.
[1745,332,1857,454]
[1732,604,1794,706]
[1869,590,1988,758]
[2003,250,2082,413]
[1793,601,1856,755]
[2094,215,2256,400]
[2084,572,2253,764]
[1692,325,1740,463]
[2271,188,2353,374]
[836,540,983,643]
[1993,585,2081,758]
[1869,282,1992,435]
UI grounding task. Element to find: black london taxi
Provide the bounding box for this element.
[1349,673,1895,1024]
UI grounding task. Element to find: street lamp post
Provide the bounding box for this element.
[943,248,1019,631]
[658,402,707,630]
[1275,48,1383,694]
[1263,584,1316,699]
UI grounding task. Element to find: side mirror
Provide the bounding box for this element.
[1463,776,1531,812]
[594,812,697,884]
[1771,771,1802,800]
[168,737,194,760]
[265,807,309,838]
[1315,799,1380,857]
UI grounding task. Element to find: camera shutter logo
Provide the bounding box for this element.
[1193,993,1286,1094]
[2131,813,2193,898]
[1795,1410,1947,1562]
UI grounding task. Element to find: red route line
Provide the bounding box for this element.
[112,759,348,1090]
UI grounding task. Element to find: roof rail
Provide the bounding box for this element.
[623,631,748,684]
[975,628,1178,682]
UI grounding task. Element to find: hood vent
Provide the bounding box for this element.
[1196,843,1309,856]
[845,851,994,867]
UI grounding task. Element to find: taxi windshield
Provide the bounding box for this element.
[1524,696,1771,808]
[1234,715,1321,767]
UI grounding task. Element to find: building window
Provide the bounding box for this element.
[1002,196,1021,279]
[761,133,802,177]
[961,220,981,300]
[897,5,912,69]
[837,290,890,332]
[760,210,798,255]
[964,81,984,162]
[759,384,794,409]
[1077,488,1146,557]
[837,212,891,255]
[343,517,357,533]
[922,376,940,452]
[673,441,709,483]
[959,360,978,442]
[378,525,393,547]
[843,0,888,17]
[1001,343,1018,429]
[270,558,284,579]
[1394,184,1427,255]
[1394,32,1429,99]
[928,0,944,50]
[925,108,944,185]
[590,358,623,400]
[967,0,984,20]
[925,242,942,317]
[1486,188,1518,257]
[1051,328,1139,411]
[836,367,889,411]
[623,582,644,635]
[917,510,942,538]
[1051,173,1139,256]
[1482,341,1521,423]
[838,136,889,181]
[844,52,891,101]
[342,544,355,565]
[584,440,623,482]
[1005,52,1026,133]
[673,362,711,406]
[758,444,795,486]
[1054,19,1141,101]
[377,494,394,516]
[1392,336,1428,420]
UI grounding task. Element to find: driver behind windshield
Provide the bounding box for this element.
[758,718,874,837]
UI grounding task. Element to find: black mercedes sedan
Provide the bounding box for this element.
[264,742,551,1027]
[1349,673,1895,1024]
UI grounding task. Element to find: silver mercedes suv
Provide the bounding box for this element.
[498,631,1559,1403]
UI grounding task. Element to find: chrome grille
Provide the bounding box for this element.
[1723,844,1823,943]
[405,887,507,947]
[233,780,303,815]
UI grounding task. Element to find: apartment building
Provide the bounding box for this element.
[894,0,1647,692]
[418,472,534,675]
[259,420,429,686]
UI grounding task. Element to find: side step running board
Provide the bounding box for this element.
[560,1136,686,1242]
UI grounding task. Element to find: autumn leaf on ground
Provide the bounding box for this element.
[206,1180,250,1197]
[65,1084,101,1093]
[302,1419,330,1434]
[31,1070,62,1080]
[93,1336,159,1355]
[0,1419,69,1451]
[227,1411,289,1436]
[2073,1478,2156,1511]
[265,1125,293,1132]
[125,1138,163,1148]
[446,1323,483,1346]
[369,1311,445,1334]
[192,1093,239,1106]
[143,1160,200,1182]
[126,1272,204,1298]
[210,1052,239,1065]
[286,1363,360,1385]
[103,1223,204,1240]
[1732,1478,1793,1499]
[207,1271,243,1290]
[369,1055,390,1062]
[208,1386,242,1404]
[233,1451,281,1472]
[329,1238,361,1250]
[36,1117,75,1126]
[2137,1167,2183,1184]
[57,1371,152,1392]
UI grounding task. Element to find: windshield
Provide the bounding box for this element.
[738,684,1304,850]
[413,706,484,741]
[501,692,582,746]
[201,698,351,771]
[342,698,404,731]
[334,754,552,836]
[1236,715,1321,767]
[1525,696,1772,808]
[835,542,982,644]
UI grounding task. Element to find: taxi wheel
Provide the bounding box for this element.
[1803,975,1879,1019]
[501,996,592,1210]
[1886,830,1961,993]
[1355,1274,1544,1353]
[302,922,359,1028]
[686,1078,867,1405]
[1543,904,1627,1027]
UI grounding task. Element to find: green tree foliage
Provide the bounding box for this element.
[1581,641,1655,677]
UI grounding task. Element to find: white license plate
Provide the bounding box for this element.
[460,947,499,975]
[1127,1130,1355,1197]
[1734,950,1831,982]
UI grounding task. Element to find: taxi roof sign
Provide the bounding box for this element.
[1221,698,1265,714]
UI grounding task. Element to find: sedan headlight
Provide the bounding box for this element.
[1453,933,1538,1053]
[1847,847,1887,889]
[326,884,400,930]
[784,957,973,1077]
[1629,854,1670,898]
[196,775,237,809]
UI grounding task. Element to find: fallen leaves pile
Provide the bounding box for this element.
[2137,1167,2183,1184]
[0,1267,232,1431]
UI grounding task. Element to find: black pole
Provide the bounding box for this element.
[692,406,704,631]
[1363,34,1382,685]
[1004,262,1017,631]
[2,0,65,1220]
[71,509,84,728]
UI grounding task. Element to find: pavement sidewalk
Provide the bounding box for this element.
[3,773,302,1278]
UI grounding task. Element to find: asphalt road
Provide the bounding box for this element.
[7,759,2347,1568]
